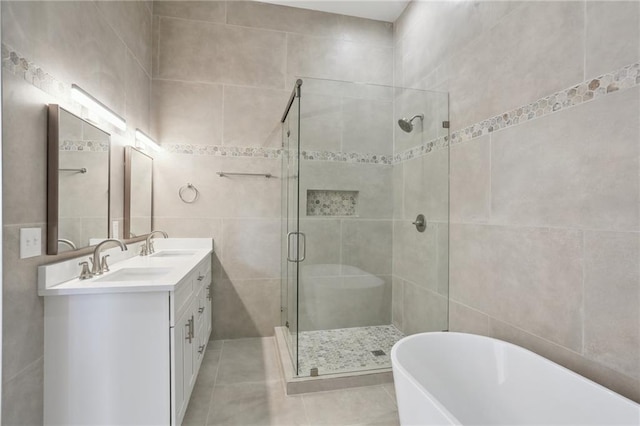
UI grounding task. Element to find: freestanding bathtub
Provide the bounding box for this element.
[391,332,640,425]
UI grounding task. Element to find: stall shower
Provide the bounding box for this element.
[280,77,450,378]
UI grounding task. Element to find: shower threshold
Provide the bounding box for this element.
[274,325,404,395]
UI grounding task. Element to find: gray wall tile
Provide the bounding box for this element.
[298,219,341,266]
[157,16,286,89]
[450,224,584,351]
[449,301,489,336]
[220,219,281,280]
[450,136,491,224]
[2,225,45,383]
[2,72,48,226]
[2,357,43,425]
[446,1,584,130]
[391,277,404,331]
[342,220,392,276]
[402,282,448,336]
[96,0,153,74]
[402,149,449,222]
[585,1,640,78]
[299,92,343,152]
[300,161,394,219]
[223,86,289,148]
[491,87,639,231]
[392,220,438,292]
[287,34,393,86]
[227,1,338,37]
[153,155,281,219]
[125,51,151,133]
[341,97,393,155]
[153,0,226,23]
[152,79,223,145]
[584,231,640,379]
[212,279,281,339]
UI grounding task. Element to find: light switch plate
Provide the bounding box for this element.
[112,221,119,239]
[20,227,41,259]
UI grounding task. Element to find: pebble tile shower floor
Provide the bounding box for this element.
[297,325,405,376]
[183,337,400,426]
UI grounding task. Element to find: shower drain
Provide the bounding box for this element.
[371,350,386,356]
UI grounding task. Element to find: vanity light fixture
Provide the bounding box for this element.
[135,129,163,152]
[70,84,127,131]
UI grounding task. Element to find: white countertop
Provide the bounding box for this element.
[38,238,213,296]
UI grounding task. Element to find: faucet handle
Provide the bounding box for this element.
[79,261,93,280]
[140,243,148,256]
[101,254,111,273]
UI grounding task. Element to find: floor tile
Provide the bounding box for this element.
[183,350,222,425]
[216,338,281,385]
[207,381,308,426]
[302,385,398,426]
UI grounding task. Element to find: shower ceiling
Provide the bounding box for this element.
[258,0,410,22]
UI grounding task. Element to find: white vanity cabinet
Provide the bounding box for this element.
[41,245,213,426]
[172,258,212,424]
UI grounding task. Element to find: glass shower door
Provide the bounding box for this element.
[280,88,300,374]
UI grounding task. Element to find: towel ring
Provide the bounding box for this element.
[179,183,200,204]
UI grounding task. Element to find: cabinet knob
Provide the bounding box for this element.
[197,274,205,281]
[198,345,205,354]
[198,307,205,314]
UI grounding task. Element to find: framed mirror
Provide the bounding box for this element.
[124,146,153,239]
[47,105,111,254]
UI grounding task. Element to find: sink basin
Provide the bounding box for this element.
[150,250,197,258]
[94,267,173,282]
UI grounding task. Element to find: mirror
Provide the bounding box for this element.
[124,146,153,239]
[47,105,111,254]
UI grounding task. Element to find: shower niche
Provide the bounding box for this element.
[306,190,358,216]
[280,77,450,383]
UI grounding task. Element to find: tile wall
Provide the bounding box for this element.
[151,1,394,339]
[1,1,153,422]
[394,0,640,402]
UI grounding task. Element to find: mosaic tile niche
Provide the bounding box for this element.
[307,190,358,216]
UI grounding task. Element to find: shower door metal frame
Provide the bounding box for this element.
[281,79,303,375]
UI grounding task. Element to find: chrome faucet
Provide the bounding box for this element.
[141,230,169,256]
[58,238,77,250]
[90,239,127,276]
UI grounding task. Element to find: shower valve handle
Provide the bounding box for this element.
[412,214,426,232]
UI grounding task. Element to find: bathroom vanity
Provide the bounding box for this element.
[38,238,213,425]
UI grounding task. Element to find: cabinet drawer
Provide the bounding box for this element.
[194,257,211,289]
[173,275,194,324]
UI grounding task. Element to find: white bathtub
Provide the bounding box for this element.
[391,332,640,425]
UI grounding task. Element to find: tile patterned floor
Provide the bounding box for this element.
[183,337,400,426]
[297,325,405,376]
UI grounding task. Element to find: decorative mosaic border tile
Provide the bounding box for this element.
[300,150,393,165]
[60,140,110,152]
[396,61,640,163]
[8,42,637,166]
[450,61,640,146]
[393,136,448,163]
[163,143,394,164]
[162,143,283,158]
[307,190,358,216]
[2,43,71,104]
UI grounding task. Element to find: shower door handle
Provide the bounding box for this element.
[286,231,306,262]
[287,232,296,262]
[298,232,306,262]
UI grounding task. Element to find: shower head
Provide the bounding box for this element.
[398,114,424,133]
